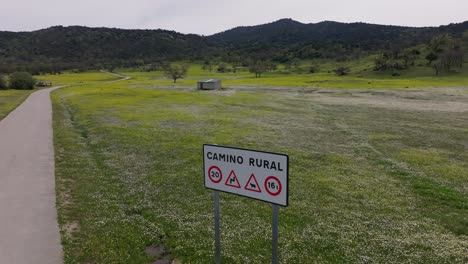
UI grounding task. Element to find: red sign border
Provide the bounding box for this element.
[244,173,262,193]
[225,170,241,188]
[264,176,282,196]
[208,166,223,183]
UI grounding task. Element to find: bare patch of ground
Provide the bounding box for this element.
[231,86,468,112]
[145,245,174,264]
[64,221,80,237]
[305,88,468,112]
[130,84,468,112]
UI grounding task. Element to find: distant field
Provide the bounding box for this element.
[5,65,466,122]
[0,72,120,121]
[0,89,35,120]
[52,74,468,263]
[37,71,121,86]
[119,61,468,89]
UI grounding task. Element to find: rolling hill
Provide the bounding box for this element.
[0,19,467,72]
[208,19,468,61]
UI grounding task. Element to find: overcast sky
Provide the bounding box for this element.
[1,0,467,35]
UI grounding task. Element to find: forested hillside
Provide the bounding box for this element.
[0,26,215,73]
[210,19,468,62]
[0,19,467,73]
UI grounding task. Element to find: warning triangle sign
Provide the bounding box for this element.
[244,173,262,193]
[225,170,241,188]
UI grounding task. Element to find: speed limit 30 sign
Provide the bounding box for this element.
[204,144,289,206]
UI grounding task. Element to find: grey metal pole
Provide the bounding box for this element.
[272,204,279,264]
[214,191,221,264]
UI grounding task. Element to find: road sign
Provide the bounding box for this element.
[245,173,262,193]
[265,176,282,196]
[204,144,289,206]
[225,170,241,188]
[208,166,223,183]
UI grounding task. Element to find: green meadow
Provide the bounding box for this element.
[50,71,468,263]
[0,89,36,120]
[37,71,121,86]
[0,72,119,120]
[119,60,468,89]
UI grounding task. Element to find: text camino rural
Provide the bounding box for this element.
[206,151,284,171]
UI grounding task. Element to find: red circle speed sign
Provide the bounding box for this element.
[208,166,223,183]
[264,176,282,196]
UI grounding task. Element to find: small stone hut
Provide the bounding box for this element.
[197,79,221,90]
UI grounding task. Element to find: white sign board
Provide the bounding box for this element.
[204,144,289,206]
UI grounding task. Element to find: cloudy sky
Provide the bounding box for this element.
[2,0,467,35]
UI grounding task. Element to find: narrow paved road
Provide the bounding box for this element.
[100,70,132,82]
[0,87,65,264]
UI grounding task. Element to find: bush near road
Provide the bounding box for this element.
[0,75,7,90]
[8,72,36,90]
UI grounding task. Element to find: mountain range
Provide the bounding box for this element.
[0,19,467,72]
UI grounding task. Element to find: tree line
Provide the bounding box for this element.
[373,32,467,75]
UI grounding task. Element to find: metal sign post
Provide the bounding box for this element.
[214,190,221,264]
[204,144,289,263]
[272,204,279,264]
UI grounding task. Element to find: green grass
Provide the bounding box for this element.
[37,71,121,86]
[0,89,36,120]
[0,72,120,121]
[120,60,468,89]
[52,75,468,263]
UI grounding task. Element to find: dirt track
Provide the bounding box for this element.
[229,86,468,112]
[133,84,468,113]
[0,87,64,264]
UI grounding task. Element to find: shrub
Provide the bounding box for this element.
[217,63,231,73]
[8,72,36,90]
[333,66,350,76]
[308,65,320,74]
[0,75,7,90]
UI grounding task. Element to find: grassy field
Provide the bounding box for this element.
[0,89,36,120]
[37,71,121,86]
[0,72,120,121]
[52,74,468,263]
[119,59,468,89]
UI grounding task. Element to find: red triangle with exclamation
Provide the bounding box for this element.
[225,170,241,188]
[244,173,262,193]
